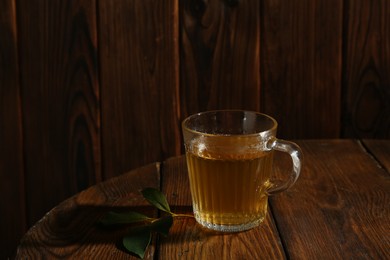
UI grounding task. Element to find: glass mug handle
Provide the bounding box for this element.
[266,138,303,195]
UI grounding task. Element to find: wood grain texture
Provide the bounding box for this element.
[160,156,192,208]
[99,0,180,179]
[362,139,390,173]
[15,141,390,258]
[4,1,390,257]
[0,0,26,258]
[160,155,286,259]
[343,0,390,138]
[261,0,343,139]
[180,0,261,116]
[16,163,161,259]
[160,213,286,260]
[17,0,101,226]
[270,140,390,259]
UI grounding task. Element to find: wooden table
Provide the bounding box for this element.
[16,140,390,259]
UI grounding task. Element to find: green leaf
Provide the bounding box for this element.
[99,211,150,225]
[150,215,173,237]
[141,188,171,213]
[123,226,152,259]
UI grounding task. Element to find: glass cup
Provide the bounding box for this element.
[182,110,302,232]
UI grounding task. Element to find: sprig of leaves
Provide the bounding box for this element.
[99,188,192,259]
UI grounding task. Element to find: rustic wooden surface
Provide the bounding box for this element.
[16,163,161,259]
[180,0,261,114]
[343,0,390,138]
[362,139,390,172]
[261,0,343,139]
[2,0,390,258]
[0,0,26,258]
[270,140,390,259]
[16,140,390,259]
[17,0,101,227]
[99,0,181,180]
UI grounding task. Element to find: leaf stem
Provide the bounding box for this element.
[171,213,194,218]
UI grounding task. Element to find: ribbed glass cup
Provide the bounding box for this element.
[182,110,302,232]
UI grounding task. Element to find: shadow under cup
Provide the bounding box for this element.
[182,110,302,232]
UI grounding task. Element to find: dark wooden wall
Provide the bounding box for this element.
[1,0,389,258]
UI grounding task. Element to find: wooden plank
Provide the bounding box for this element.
[343,0,390,138]
[261,0,343,139]
[160,156,286,259]
[99,0,180,179]
[180,0,261,115]
[16,163,160,259]
[270,140,390,259]
[160,156,192,208]
[0,0,26,258]
[362,139,390,173]
[17,0,101,226]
